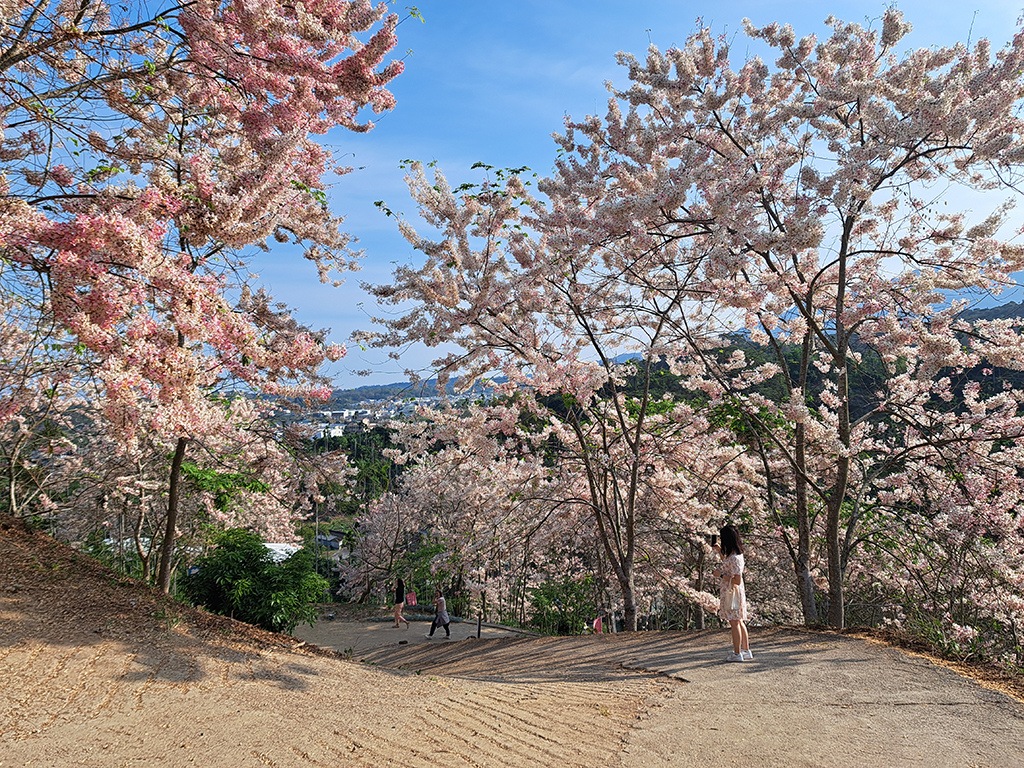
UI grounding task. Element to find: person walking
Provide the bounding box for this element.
[712,524,751,662]
[393,577,410,628]
[425,588,451,639]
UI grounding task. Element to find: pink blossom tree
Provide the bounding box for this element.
[366,11,1024,630]
[360,167,756,629]
[0,276,88,519]
[345,383,752,631]
[0,1,403,589]
[842,375,1024,663]
[32,393,357,585]
[531,10,1024,628]
[370,406,573,624]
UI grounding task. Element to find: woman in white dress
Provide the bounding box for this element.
[712,524,751,662]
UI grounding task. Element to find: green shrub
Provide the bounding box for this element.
[526,576,597,635]
[181,528,328,634]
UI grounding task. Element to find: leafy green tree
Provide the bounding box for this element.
[526,576,598,636]
[181,529,327,634]
[179,463,270,513]
[313,426,400,514]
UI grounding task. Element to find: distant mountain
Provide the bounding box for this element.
[329,378,493,407]
[959,301,1024,322]
[330,302,1024,406]
[328,382,444,407]
[331,357,651,406]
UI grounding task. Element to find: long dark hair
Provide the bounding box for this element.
[719,525,744,557]
[396,577,405,594]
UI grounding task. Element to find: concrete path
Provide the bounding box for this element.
[296,620,1024,767]
[611,628,1024,768]
[294,615,531,658]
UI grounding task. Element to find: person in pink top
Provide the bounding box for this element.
[712,524,751,662]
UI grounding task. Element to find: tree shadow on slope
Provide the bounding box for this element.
[357,628,849,685]
[358,624,1024,710]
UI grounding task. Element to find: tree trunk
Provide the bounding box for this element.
[357,581,375,603]
[794,423,819,624]
[156,436,188,593]
[694,548,706,630]
[826,357,852,629]
[617,562,637,632]
[826,494,845,628]
[6,455,16,517]
[134,504,151,582]
[5,433,28,517]
[796,558,817,621]
[589,490,638,631]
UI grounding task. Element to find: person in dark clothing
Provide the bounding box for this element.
[393,577,410,628]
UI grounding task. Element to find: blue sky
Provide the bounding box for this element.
[257,1,1024,388]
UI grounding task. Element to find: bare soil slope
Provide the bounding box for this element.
[0,517,657,767]
[2,516,1023,768]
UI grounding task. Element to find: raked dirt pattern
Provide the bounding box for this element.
[2,517,1023,767]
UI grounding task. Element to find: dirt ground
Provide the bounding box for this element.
[2,516,1024,767]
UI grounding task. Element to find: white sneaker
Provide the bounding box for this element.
[424,634,434,638]
[741,649,753,660]
[726,652,745,662]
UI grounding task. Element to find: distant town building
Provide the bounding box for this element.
[263,543,302,562]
